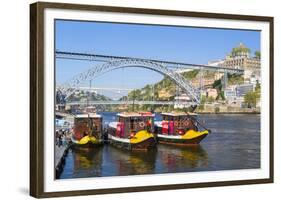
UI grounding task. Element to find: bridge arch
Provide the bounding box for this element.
[59,59,200,104]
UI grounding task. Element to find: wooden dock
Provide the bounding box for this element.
[55,145,70,179]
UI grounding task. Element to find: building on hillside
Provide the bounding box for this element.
[206,88,218,99]
[224,85,237,98]
[190,77,218,88]
[65,104,81,113]
[224,84,256,107]
[236,84,255,97]
[56,104,66,111]
[219,43,260,83]
[84,106,97,113]
[224,84,254,98]
[224,86,241,107]
[174,94,191,109]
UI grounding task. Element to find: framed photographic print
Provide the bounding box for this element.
[30,2,274,198]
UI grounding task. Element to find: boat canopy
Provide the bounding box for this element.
[161,112,197,117]
[117,112,154,118]
[75,113,102,118]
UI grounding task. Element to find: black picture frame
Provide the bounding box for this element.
[30,1,274,198]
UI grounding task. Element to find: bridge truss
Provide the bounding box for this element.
[56,51,244,106]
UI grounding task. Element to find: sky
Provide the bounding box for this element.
[55,20,260,98]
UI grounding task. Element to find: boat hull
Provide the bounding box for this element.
[71,135,103,148]
[70,142,103,149]
[108,130,156,151]
[109,136,156,151]
[157,130,209,146]
[158,134,207,146]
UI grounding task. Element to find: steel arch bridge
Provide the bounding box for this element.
[58,59,201,105]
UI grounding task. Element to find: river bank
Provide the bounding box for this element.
[103,104,260,114]
[196,104,260,114]
[197,110,260,114]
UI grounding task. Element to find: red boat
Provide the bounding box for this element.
[154,112,209,146]
[108,112,156,151]
[71,113,103,147]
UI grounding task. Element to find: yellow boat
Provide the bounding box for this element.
[107,112,156,151]
[154,112,210,146]
[71,113,103,147]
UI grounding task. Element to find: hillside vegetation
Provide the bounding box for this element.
[125,70,200,102]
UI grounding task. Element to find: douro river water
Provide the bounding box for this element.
[59,113,260,179]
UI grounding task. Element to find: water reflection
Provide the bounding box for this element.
[67,146,103,178]
[59,114,260,179]
[157,144,208,173]
[61,144,208,178]
[107,147,157,176]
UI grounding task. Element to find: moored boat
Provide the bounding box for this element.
[71,113,103,147]
[108,112,156,151]
[154,112,209,146]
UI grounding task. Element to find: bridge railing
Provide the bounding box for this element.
[65,100,198,106]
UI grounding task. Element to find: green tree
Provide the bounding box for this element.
[213,79,222,91]
[254,51,261,59]
[200,95,206,104]
[182,70,199,79]
[231,43,251,57]
[207,96,215,103]
[244,91,259,108]
[228,74,244,85]
[218,91,225,100]
[255,82,261,93]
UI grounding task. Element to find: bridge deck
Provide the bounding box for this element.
[66,100,196,106]
[56,51,244,74]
